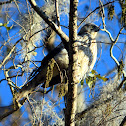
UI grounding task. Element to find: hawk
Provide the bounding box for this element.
[16,23,100,101]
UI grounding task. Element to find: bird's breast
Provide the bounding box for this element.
[54,40,97,81]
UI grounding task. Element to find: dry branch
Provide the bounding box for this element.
[65,0,78,125]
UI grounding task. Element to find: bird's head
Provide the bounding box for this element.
[78,23,100,39]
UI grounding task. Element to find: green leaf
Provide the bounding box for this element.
[86,70,108,88]
[80,79,84,85]
[86,76,96,89]
[6,26,13,31]
[3,23,7,27]
[0,22,13,31]
[91,70,97,74]
[96,74,108,82]
[102,77,108,82]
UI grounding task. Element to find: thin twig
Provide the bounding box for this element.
[75,98,112,121]
[13,0,21,14]
[4,66,15,97]
[97,97,126,126]
[110,28,124,66]
[55,0,60,28]
[119,116,126,126]
[99,0,106,29]
[99,0,126,88]
[0,38,22,69]
[0,0,12,5]
[0,98,27,121]
[28,0,69,51]
[78,0,115,28]
[99,0,123,73]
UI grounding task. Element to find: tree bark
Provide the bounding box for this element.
[65,0,78,126]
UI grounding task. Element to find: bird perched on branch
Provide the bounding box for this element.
[16,23,100,101]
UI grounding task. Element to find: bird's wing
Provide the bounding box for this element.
[28,43,64,82]
[15,43,66,101]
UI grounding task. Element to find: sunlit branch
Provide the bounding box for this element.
[28,0,69,51]
[55,0,61,27]
[0,38,22,69]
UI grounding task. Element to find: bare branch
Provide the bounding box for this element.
[13,0,21,14]
[97,97,125,125]
[28,0,69,50]
[65,0,78,125]
[78,0,115,28]
[109,28,124,71]
[99,0,106,29]
[100,0,120,67]
[120,116,126,126]
[117,77,126,90]
[0,0,12,5]
[75,98,112,122]
[0,98,26,121]
[0,38,22,69]
[55,0,60,27]
[100,0,126,79]
[102,28,114,41]
[101,10,126,89]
